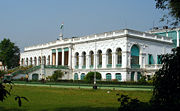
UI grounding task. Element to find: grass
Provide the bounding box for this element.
[0,85,152,111]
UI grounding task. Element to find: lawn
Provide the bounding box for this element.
[0,85,152,111]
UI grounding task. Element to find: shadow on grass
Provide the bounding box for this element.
[53,107,117,111]
[0,106,27,111]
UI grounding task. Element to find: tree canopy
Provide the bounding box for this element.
[155,0,180,25]
[84,72,102,82]
[0,38,20,70]
[150,47,180,110]
[51,70,64,81]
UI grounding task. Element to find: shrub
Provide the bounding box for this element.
[84,71,102,83]
[51,70,64,82]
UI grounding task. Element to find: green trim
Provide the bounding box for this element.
[107,64,112,68]
[116,64,122,67]
[75,65,79,69]
[52,49,56,53]
[80,73,85,80]
[131,64,140,69]
[90,65,94,69]
[97,64,102,68]
[115,73,122,81]
[74,73,78,80]
[82,65,86,69]
[64,48,69,51]
[58,48,62,52]
[106,73,112,81]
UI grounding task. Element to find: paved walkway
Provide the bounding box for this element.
[14,83,153,91]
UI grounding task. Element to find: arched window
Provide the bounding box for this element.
[82,52,86,69]
[89,51,94,68]
[116,48,122,67]
[131,72,135,81]
[30,57,32,65]
[48,55,50,65]
[21,58,24,65]
[106,73,112,81]
[107,49,112,68]
[115,73,122,81]
[137,72,141,80]
[38,57,41,65]
[75,52,79,69]
[34,57,37,66]
[32,73,39,81]
[26,58,28,66]
[131,45,140,68]
[74,73,78,80]
[81,73,85,80]
[43,56,46,65]
[97,50,102,68]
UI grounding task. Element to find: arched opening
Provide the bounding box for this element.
[48,55,50,65]
[115,73,122,81]
[32,73,39,81]
[106,73,112,81]
[30,57,32,65]
[131,45,140,68]
[137,72,141,80]
[116,48,122,67]
[82,52,86,69]
[75,52,79,69]
[34,57,37,66]
[89,51,94,68]
[97,50,102,68]
[74,73,78,80]
[106,49,112,68]
[38,56,41,65]
[43,56,46,65]
[131,72,135,81]
[81,73,85,80]
[26,58,28,66]
[21,58,24,65]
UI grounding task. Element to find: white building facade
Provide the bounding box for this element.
[20,29,173,81]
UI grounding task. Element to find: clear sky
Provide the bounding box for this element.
[0,0,168,51]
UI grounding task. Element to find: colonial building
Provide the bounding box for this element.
[20,29,173,81]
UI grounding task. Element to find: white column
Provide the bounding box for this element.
[62,48,64,66]
[112,52,116,68]
[56,49,58,66]
[68,47,72,68]
[122,51,129,68]
[79,56,82,69]
[50,53,52,65]
[177,30,179,47]
[102,53,106,68]
[86,55,89,69]
[93,53,96,69]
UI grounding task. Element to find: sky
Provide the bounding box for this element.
[0,0,168,52]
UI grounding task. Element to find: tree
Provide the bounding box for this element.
[155,0,180,25]
[150,47,180,110]
[51,70,64,81]
[0,38,20,70]
[84,71,102,82]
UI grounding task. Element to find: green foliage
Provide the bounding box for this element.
[84,71,102,82]
[117,94,150,111]
[0,83,10,102]
[15,96,29,107]
[150,47,180,110]
[51,70,64,81]
[155,0,180,25]
[0,38,20,69]
[138,76,147,84]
